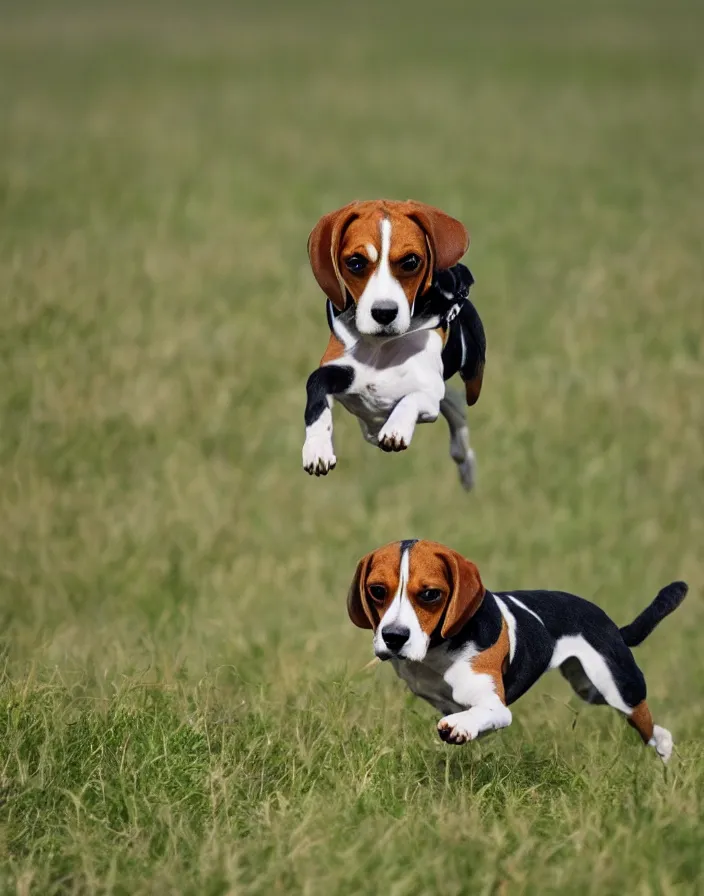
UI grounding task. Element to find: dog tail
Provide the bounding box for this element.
[620,581,688,647]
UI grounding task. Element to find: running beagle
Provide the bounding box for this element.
[303,200,486,490]
[348,539,687,762]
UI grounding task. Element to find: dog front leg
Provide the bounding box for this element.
[437,661,511,745]
[377,391,440,453]
[437,699,512,745]
[302,365,354,475]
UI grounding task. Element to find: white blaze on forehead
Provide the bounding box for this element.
[378,217,391,273]
[386,543,411,613]
[397,542,410,595]
[365,217,395,295]
[366,243,378,263]
[354,214,412,335]
[379,218,391,264]
[374,542,429,661]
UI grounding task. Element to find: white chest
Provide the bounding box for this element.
[391,654,464,715]
[334,330,445,425]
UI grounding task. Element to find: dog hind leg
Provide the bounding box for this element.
[559,656,606,704]
[556,642,673,763]
[440,387,476,490]
[627,701,673,764]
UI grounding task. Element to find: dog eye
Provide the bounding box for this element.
[399,254,421,272]
[345,254,368,275]
[417,588,442,603]
[368,584,387,602]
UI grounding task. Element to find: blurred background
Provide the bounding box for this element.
[1,0,702,892]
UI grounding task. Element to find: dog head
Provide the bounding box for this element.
[347,539,485,662]
[308,200,469,338]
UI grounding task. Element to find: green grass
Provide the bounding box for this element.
[1,0,703,892]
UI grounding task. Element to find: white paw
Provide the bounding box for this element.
[378,417,415,453]
[302,436,336,476]
[437,713,479,745]
[650,725,673,764]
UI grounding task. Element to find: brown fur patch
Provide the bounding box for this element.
[403,540,485,640]
[307,202,359,311]
[437,549,485,638]
[464,361,484,406]
[361,542,403,629]
[320,333,345,365]
[628,700,655,744]
[470,618,510,703]
[404,546,455,638]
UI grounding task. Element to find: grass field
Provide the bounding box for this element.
[1,0,703,892]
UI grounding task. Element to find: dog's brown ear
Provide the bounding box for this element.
[347,551,375,630]
[405,201,469,291]
[308,202,361,312]
[437,547,485,638]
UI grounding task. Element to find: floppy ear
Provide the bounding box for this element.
[406,201,469,290]
[438,548,485,638]
[346,551,375,630]
[307,202,360,311]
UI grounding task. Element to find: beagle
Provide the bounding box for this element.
[303,200,486,490]
[348,539,687,763]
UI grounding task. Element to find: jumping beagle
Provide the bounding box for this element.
[348,539,687,762]
[303,200,486,490]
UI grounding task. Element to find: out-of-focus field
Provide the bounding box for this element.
[1,1,702,892]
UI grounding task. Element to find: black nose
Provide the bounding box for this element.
[371,302,399,325]
[382,625,410,652]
